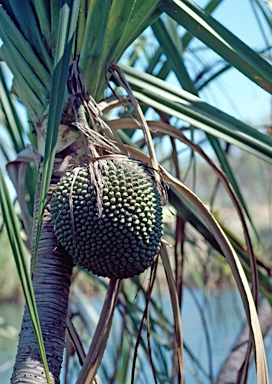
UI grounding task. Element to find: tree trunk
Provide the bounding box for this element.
[11,170,74,383]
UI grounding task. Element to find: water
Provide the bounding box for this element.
[0,289,271,383]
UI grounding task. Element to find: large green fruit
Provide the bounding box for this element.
[50,158,163,278]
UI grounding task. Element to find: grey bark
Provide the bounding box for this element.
[216,297,272,384]
[11,174,74,383]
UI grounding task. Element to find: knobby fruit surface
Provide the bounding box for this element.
[50,158,163,278]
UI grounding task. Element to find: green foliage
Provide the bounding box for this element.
[78,0,162,99]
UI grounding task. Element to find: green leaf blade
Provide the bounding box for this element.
[33,0,80,271]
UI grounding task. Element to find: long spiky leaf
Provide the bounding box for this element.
[119,65,272,162]
[7,0,53,72]
[33,0,80,271]
[152,17,196,93]
[31,0,51,48]
[0,5,51,88]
